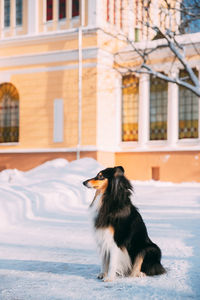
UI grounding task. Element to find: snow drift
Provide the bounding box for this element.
[0,158,199,300]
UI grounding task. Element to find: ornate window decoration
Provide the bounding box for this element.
[59,0,66,20]
[179,70,199,139]
[46,0,53,21]
[0,83,19,143]
[150,75,168,140]
[16,0,23,26]
[72,0,79,18]
[122,75,139,142]
[4,0,10,28]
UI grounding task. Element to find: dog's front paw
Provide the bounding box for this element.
[131,271,146,278]
[103,276,114,282]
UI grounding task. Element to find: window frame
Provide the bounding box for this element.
[4,0,11,28]
[58,0,66,20]
[46,0,53,22]
[121,75,139,143]
[149,75,168,141]
[178,69,199,140]
[72,0,79,18]
[0,83,20,144]
[16,0,23,27]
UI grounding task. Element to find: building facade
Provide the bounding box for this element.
[0,0,200,182]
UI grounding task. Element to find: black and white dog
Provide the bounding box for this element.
[83,166,166,282]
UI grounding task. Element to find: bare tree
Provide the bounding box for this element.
[114,0,200,97]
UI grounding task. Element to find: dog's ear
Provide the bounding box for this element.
[114,166,124,176]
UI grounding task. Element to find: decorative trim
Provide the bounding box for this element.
[0,26,98,46]
[0,62,97,79]
[0,145,97,153]
[0,46,98,68]
[0,144,200,153]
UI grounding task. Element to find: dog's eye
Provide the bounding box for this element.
[98,174,104,180]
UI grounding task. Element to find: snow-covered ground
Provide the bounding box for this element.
[0,158,200,300]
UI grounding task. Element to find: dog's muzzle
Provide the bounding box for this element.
[83,180,89,187]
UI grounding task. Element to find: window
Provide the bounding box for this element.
[107,0,110,22]
[46,0,53,21]
[120,0,122,28]
[150,76,168,140]
[4,0,10,28]
[16,0,23,26]
[72,0,79,18]
[180,0,200,34]
[122,75,139,142]
[59,0,66,20]
[113,0,116,25]
[179,70,199,139]
[0,83,19,143]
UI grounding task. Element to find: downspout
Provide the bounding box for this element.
[77,0,85,160]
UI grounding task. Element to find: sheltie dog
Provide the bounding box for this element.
[83,166,166,282]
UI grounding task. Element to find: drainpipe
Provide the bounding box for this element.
[77,0,85,160]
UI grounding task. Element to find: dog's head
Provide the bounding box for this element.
[83,166,126,193]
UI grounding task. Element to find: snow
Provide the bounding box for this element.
[0,158,200,300]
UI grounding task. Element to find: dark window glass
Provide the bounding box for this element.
[179,70,199,139]
[46,0,53,21]
[122,75,139,142]
[4,0,10,27]
[107,0,110,22]
[0,83,19,143]
[72,0,79,17]
[59,0,66,19]
[16,0,23,26]
[150,76,168,140]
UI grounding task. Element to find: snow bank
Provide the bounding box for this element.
[0,158,102,228]
[0,158,200,299]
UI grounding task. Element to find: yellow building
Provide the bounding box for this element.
[0,0,200,182]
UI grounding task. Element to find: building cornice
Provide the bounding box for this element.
[0,26,98,47]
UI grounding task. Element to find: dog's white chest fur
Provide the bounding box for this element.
[95,228,114,254]
[94,227,132,276]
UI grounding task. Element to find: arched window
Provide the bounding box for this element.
[150,75,168,140]
[122,75,139,142]
[0,83,19,143]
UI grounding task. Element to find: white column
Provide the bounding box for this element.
[138,73,150,146]
[167,80,179,146]
[28,0,38,34]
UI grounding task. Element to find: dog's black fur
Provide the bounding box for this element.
[83,166,166,278]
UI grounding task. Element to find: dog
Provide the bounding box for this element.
[83,166,166,282]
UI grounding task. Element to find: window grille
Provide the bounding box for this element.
[59,0,66,19]
[107,0,110,22]
[179,70,199,139]
[150,76,168,140]
[16,0,23,26]
[4,0,10,27]
[122,75,139,142]
[72,0,79,17]
[0,83,19,143]
[46,0,53,21]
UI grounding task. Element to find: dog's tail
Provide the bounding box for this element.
[142,261,166,276]
[141,245,166,276]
